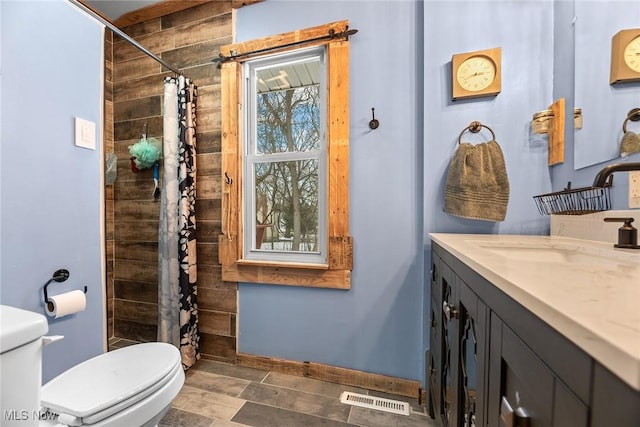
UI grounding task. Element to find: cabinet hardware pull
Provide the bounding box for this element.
[514,407,531,427]
[443,301,458,321]
[500,397,531,427]
[500,397,514,427]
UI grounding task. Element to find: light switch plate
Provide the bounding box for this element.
[75,117,96,150]
[630,171,640,209]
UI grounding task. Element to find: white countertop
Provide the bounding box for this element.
[429,233,640,391]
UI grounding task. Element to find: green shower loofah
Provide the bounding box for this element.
[129,137,161,170]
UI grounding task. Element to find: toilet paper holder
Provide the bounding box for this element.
[43,269,87,311]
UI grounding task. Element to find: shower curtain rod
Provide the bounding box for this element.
[212,27,358,66]
[67,0,182,75]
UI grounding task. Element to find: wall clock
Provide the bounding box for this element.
[452,47,501,100]
[610,28,640,84]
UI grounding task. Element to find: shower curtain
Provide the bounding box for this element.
[158,75,200,369]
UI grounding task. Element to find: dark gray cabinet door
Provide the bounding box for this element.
[591,363,640,427]
[440,257,460,426]
[457,280,488,427]
[428,250,460,426]
[488,313,588,427]
[428,249,488,427]
[428,252,442,419]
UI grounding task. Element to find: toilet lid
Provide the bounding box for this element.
[41,342,181,422]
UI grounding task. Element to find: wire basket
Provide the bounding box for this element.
[533,183,611,215]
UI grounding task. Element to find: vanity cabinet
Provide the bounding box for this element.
[429,241,639,427]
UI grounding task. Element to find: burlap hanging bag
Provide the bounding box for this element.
[444,140,510,222]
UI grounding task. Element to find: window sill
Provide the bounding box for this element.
[236,259,329,270]
[222,262,350,289]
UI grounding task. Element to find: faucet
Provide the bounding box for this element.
[592,162,640,188]
[603,217,640,249]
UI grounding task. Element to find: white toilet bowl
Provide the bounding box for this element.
[39,342,184,427]
[0,305,185,427]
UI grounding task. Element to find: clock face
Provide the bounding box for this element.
[624,35,640,72]
[456,56,496,92]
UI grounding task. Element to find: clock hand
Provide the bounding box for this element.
[463,72,486,81]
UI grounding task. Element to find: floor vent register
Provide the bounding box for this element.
[339,391,410,416]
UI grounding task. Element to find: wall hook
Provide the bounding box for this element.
[369,108,379,130]
[225,172,233,185]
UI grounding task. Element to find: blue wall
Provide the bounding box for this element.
[236,0,426,383]
[0,0,105,383]
[236,0,557,387]
[423,1,555,238]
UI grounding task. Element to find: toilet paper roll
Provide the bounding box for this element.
[46,290,86,318]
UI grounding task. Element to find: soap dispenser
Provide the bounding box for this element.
[603,217,640,249]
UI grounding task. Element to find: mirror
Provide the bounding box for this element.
[574,1,640,169]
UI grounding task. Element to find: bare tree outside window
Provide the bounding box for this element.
[244,49,326,262]
[254,84,320,252]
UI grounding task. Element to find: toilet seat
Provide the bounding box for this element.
[41,342,182,426]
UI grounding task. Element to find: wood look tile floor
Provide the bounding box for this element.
[109,338,437,427]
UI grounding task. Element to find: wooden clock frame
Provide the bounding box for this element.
[610,28,640,84]
[452,47,502,100]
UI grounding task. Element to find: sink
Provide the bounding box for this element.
[472,240,637,267]
[481,245,601,264]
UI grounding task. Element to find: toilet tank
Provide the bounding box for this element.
[0,305,49,426]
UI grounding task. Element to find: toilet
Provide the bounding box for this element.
[0,305,184,427]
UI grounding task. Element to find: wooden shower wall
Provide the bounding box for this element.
[105,1,237,362]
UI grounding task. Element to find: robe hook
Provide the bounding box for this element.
[369,108,379,130]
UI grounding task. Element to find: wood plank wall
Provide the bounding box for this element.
[106,1,236,362]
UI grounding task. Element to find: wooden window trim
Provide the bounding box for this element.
[219,21,352,289]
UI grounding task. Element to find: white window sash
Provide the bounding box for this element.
[242,47,327,264]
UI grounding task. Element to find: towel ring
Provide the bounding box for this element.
[622,108,640,133]
[458,121,496,144]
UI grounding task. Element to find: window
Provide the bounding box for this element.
[219,21,353,289]
[244,47,327,264]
